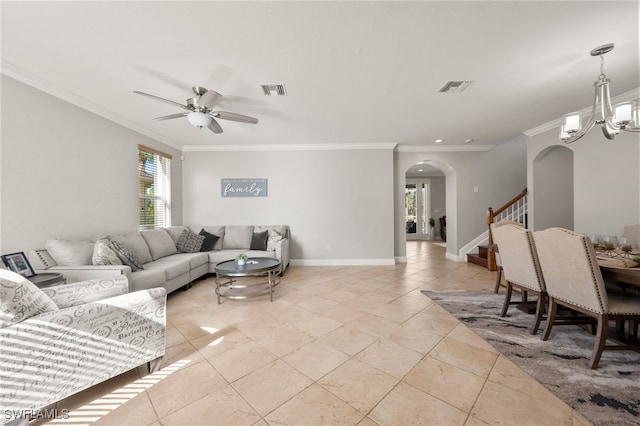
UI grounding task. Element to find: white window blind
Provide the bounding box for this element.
[138,145,172,230]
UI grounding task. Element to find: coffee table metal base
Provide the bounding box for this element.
[214,257,281,303]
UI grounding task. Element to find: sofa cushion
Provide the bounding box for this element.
[165,252,208,269]
[223,226,254,249]
[0,269,58,328]
[176,230,205,253]
[45,239,94,266]
[250,230,269,251]
[164,226,189,245]
[111,232,153,264]
[110,240,144,271]
[128,268,166,292]
[92,238,123,265]
[144,259,190,280]
[199,229,220,252]
[141,229,179,260]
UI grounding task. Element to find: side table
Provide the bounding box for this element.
[30,272,66,288]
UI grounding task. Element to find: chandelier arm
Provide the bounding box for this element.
[564,81,602,143]
[563,118,597,143]
[600,80,623,134]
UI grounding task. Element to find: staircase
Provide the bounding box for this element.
[467,245,490,268]
[466,189,528,270]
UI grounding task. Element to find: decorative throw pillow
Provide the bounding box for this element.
[92,238,123,265]
[109,240,144,271]
[0,269,58,328]
[199,229,220,252]
[250,230,269,251]
[267,231,285,251]
[27,249,58,270]
[176,230,205,253]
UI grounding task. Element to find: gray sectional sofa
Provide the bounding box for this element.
[28,225,290,294]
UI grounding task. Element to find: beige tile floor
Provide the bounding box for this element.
[47,241,593,426]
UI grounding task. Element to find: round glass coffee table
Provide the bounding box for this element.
[214,257,281,303]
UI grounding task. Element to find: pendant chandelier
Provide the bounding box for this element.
[559,43,640,144]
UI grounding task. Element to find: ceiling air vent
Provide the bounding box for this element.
[438,81,473,94]
[261,84,287,96]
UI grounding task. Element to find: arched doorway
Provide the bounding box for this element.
[404,161,447,241]
[532,146,574,230]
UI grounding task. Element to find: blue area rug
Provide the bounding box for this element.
[421,289,640,426]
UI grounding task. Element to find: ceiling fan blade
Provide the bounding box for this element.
[212,111,259,124]
[198,90,222,109]
[207,117,223,134]
[133,91,188,110]
[153,113,188,121]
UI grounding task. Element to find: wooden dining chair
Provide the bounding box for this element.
[490,220,525,293]
[533,227,640,369]
[490,223,546,334]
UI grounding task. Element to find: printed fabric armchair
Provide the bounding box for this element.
[0,270,166,425]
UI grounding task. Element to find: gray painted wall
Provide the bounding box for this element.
[528,127,640,236]
[430,176,446,237]
[531,146,573,230]
[181,148,395,264]
[0,76,183,252]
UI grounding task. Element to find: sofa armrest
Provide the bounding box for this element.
[0,287,166,421]
[273,238,290,273]
[41,276,129,308]
[43,264,132,283]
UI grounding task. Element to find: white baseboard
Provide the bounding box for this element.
[290,258,396,267]
[445,252,466,262]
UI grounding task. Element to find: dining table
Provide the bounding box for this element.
[599,264,640,287]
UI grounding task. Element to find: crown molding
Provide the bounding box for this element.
[1,60,182,150]
[182,142,398,152]
[524,87,640,137]
[396,144,495,152]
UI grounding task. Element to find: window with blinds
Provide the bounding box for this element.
[138,145,172,230]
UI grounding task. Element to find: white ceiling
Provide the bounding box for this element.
[2,1,638,150]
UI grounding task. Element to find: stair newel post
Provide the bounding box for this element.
[487,207,497,271]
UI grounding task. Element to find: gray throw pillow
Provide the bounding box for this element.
[176,230,205,253]
[109,240,144,271]
[250,230,269,251]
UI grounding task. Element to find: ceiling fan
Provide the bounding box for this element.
[133,86,258,134]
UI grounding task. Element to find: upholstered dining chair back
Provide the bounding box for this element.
[490,220,525,267]
[492,223,544,293]
[533,227,608,314]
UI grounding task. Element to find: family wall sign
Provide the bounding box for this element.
[221,178,268,198]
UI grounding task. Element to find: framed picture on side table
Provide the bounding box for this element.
[1,251,35,278]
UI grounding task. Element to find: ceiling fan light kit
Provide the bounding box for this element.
[559,43,640,144]
[187,111,212,128]
[134,86,258,135]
